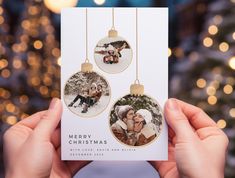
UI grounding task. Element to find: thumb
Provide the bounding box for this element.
[34,98,62,141]
[164,98,195,142]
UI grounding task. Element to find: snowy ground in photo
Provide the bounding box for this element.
[94,48,132,73]
[64,94,110,117]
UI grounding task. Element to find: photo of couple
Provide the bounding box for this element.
[110,94,163,146]
[64,71,111,117]
[94,37,132,73]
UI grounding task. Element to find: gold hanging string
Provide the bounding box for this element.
[130,8,144,95]
[135,8,139,84]
[112,8,115,30]
[85,8,89,63]
[81,8,93,73]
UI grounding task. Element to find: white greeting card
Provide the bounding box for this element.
[61,8,168,161]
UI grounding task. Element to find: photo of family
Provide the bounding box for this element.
[110,94,163,146]
[64,71,111,117]
[94,36,132,73]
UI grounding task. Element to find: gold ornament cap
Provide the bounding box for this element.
[108,29,118,37]
[81,59,93,73]
[130,81,144,96]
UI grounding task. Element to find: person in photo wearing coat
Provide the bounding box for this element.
[133,109,157,146]
[111,105,136,146]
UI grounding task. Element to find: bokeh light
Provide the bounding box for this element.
[208,25,218,35]
[207,95,217,105]
[228,56,235,70]
[196,78,207,88]
[206,86,216,95]
[168,48,172,57]
[94,0,105,5]
[213,15,223,25]
[6,116,17,125]
[203,37,213,47]
[44,0,78,14]
[223,84,233,94]
[217,119,226,129]
[219,42,229,52]
[229,108,235,118]
[33,40,43,49]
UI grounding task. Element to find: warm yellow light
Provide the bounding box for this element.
[94,0,105,5]
[213,15,223,25]
[203,37,213,47]
[0,15,4,25]
[0,59,8,69]
[1,69,10,78]
[51,90,60,97]
[217,119,226,129]
[57,57,61,66]
[52,48,60,57]
[0,7,3,15]
[21,20,31,30]
[168,48,172,57]
[6,103,15,113]
[207,95,217,105]
[232,32,235,40]
[28,6,39,15]
[33,40,43,49]
[219,42,229,52]
[44,0,78,14]
[19,95,29,104]
[174,47,184,58]
[223,84,233,94]
[31,77,41,86]
[39,86,49,95]
[206,86,216,95]
[13,58,23,69]
[6,116,17,125]
[229,108,235,118]
[229,56,235,70]
[196,78,207,88]
[21,113,29,119]
[43,76,52,86]
[208,25,218,35]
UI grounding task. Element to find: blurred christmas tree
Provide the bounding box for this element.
[170,0,235,177]
[0,0,12,175]
[0,0,61,128]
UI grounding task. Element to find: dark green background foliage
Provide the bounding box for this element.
[110,94,163,128]
[64,72,110,95]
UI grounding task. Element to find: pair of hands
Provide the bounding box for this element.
[4,98,228,178]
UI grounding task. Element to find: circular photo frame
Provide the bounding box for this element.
[64,71,111,118]
[94,36,132,74]
[109,94,164,147]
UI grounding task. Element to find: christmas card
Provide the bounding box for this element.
[61,7,168,161]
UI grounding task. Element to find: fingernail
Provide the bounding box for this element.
[49,98,59,110]
[167,99,180,111]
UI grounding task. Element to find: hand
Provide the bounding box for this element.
[150,98,228,178]
[4,98,90,178]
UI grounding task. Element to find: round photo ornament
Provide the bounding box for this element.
[94,8,133,74]
[63,9,111,118]
[109,9,164,147]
